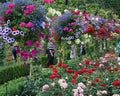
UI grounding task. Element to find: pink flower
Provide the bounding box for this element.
[35,42,40,48]
[26,5,34,12]
[26,22,34,28]
[8,3,15,8]
[69,28,73,32]
[79,94,84,96]
[21,51,28,58]
[74,93,79,96]
[24,9,30,15]
[30,49,37,55]
[19,22,26,27]
[26,40,32,46]
[112,94,120,96]
[5,9,12,14]
[99,64,104,68]
[63,27,69,31]
[21,6,25,9]
[42,84,49,92]
[42,0,54,3]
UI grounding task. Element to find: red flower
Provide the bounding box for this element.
[62,64,67,68]
[91,68,96,71]
[114,28,120,33]
[94,62,99,66]
[87,69,93,74]
[65,69,74,73]
[49,74,55,79]
[91,81,95,85]
[54,36,58,41]
[57,62,62,67]
[49,65,53,68]
[84,59,91,65]
[55,74,60,78]
[72,74,78,79]
[95,78,100,82]
[101,83,107,87]
[118,73,120,78]
[71,79,76,84]
[99,28,105,34]
[79,68,87,74]
[113,67,119,71]
[86,26,94,33]
[12,27,17,31]
[112,80,120,86]
[53,68,57,72]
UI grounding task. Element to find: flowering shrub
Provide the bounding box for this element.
[52,9,120,42]
[21,53,120,95]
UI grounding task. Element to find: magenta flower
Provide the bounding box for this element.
[8,3,15,9]
[29,54,33,58]
[45,35,50,40]
[30,49,37,55]
[26,5,34,12]
[63,27,69,31]
[19,22,26,27]
[5,9,12,14]
[26,22,34,28]
[42,0,54,3]
[21,51,28,58]
[39,32,44,38]
[26,40,32,46]
[35,42,40,48]
[23,62,28,66]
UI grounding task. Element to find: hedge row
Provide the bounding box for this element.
[0,64,30,84]
[0,77,25,96]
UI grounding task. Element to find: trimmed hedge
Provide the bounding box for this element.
[0,64,30,84]
[0,77,25,96]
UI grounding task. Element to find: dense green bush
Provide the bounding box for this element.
[0,77,25,96]
[0,64,30,84]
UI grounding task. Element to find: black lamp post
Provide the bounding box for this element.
[65,0,69,5]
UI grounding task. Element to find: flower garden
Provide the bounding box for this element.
[0,0,120,96]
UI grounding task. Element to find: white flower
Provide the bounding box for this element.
[102,90,107,94]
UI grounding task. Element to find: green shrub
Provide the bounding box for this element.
[0,64,30,85]
[0,77,25,96]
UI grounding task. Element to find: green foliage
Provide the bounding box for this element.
[0,45,5,66]
[0,77,25,96]
[0,64,30,84]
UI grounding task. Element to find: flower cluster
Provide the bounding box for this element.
[0,20,24,48]
[0,0,46,44]
[52,9,120,42]
[73,82,86,96]
[58,79,68,89]
[42,0,54,3]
